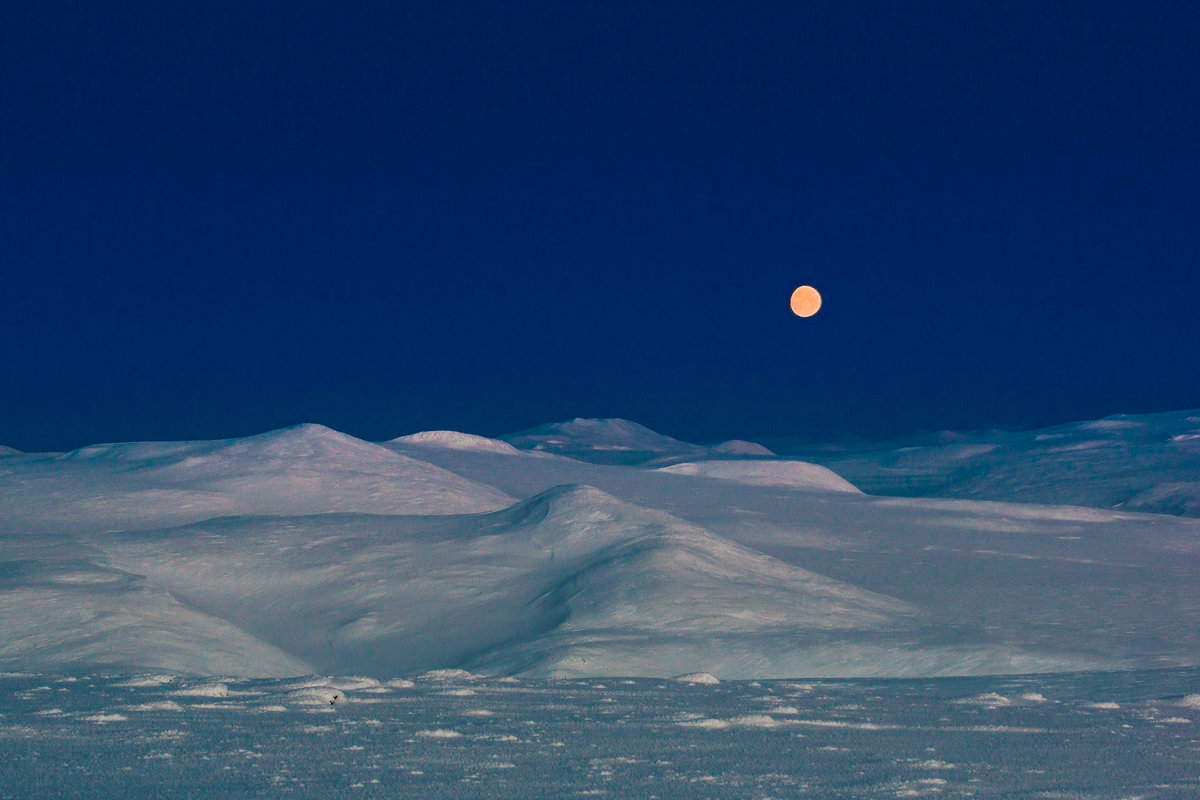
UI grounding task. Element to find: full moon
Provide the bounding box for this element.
[790,285,822,318]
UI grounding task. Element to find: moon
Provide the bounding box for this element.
[790,285,822,318]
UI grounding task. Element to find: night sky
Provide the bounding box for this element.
[3,1,1198,452]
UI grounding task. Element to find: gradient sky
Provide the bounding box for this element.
[3,1,1199,451]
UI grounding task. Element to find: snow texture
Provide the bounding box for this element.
[2,669,1198,798]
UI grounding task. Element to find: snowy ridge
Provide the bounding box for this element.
[657,459,861,492]
[0,444,21,456]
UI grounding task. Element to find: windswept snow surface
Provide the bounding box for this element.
[4,415,1200,797]
[0,445,20,456]
[783,409,1200,517]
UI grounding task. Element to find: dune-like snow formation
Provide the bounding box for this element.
[657,459,861,492]
[3,414,1199,681]
[0,444,20,456]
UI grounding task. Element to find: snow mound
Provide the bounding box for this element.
[0,445,21,456]
[657,460,861,493]
[710,440,774,457]
[673,672,720,684]
[390,430,521,455]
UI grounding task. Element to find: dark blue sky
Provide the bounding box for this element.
[3,1,1198,451]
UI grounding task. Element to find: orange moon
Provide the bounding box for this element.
[790,285,822,317]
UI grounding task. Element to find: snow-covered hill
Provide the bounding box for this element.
[781,409,1200,517]
[0,424,513,535]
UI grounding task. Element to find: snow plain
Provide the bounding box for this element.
[2,412,1199,797]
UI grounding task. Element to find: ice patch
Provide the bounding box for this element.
[957,693,1011,707]
[728,714,788,728]
[114,675,177,688]
[416,728,462,738]
[676,717,729,730]
[128,701,184,712]
[173,682,229,698]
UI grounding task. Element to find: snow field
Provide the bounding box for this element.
[2,669,1198,799]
